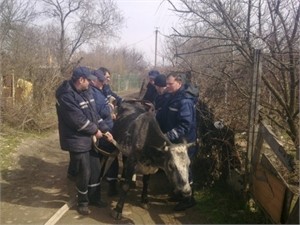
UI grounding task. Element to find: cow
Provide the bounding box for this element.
[110,100,194,220]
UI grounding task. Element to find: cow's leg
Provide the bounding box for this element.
[141,174,150,207]
[111,160,135,220]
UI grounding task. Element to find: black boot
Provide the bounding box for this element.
[88,185,108,208]
[108,180,118,197]
[77,192,90,215]
[90,199,108,208]
[77,204,91,215]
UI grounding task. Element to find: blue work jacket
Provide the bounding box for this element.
[156,87,197,144]
[55,80,100,153]
[90,85,113,132]
[103,84,123,106]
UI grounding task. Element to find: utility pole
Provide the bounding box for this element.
[154,27,158,67]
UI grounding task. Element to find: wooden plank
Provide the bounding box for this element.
[281,189,295,223]
[260,122,294,171]
[286,198,299,224]
[252,164,286,223]
[44,197,76,225]
[260,154,299,223]
[260,154,298,195]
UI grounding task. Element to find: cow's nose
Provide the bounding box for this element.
[181,184,192,197]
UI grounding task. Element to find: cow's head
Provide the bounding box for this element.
[162,142,194,198]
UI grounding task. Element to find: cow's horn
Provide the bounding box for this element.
[186,139,199,148]
[163,142,169,151]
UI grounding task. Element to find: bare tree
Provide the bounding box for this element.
[0,0,38,126]
[166,0,299,154]
[79,45,148,75]
[39,0,124,76]
[0,0,37,48]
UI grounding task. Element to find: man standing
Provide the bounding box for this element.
[142,69,160,103]
[155,72,198,211]
[153,73,167,111]
[55,66,111,215]
[90,69,119,197]
[98,67,123,107]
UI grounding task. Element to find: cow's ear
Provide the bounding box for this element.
[143,101,155,112]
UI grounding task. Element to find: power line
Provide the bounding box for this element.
[124,34,154,47]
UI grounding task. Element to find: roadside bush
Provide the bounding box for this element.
[1,67,61,132]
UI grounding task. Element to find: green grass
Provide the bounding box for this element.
[194,184,268,224]
[0,124,53,170]
[0,134,22,170]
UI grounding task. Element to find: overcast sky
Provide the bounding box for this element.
[113,0,179,66]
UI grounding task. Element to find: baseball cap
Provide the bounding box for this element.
[154,74,166,87]
[91,69,106,82]
[72,66,97,81]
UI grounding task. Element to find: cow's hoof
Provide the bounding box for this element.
[111,209,122,220]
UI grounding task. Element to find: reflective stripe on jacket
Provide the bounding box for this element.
[56,80,99,152]
[156,87,197,144]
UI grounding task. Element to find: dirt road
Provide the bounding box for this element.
[0,131,205,225]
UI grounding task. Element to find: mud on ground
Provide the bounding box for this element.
[0,131,207,225]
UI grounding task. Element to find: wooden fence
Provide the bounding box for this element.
[250,121,299,224]
[245,49,299,224]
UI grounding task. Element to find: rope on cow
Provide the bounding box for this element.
[92,134,121,184]
[92,134,120,157]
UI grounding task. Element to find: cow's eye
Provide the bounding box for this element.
[168,162,175,170]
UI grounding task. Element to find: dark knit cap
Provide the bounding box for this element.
[154,74,166,87]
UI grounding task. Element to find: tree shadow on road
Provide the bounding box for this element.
[92,171,202,225]
[1,154,73,209]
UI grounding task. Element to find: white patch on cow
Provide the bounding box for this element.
[166,144,191,195]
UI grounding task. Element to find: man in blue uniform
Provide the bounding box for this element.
[156,72,198,211]
[55,66,112,215]
[98,67,123,107]
[89,69,119,197]
[153,73,167,111]
[142,69,160,103]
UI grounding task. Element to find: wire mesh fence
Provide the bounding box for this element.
[110,73,144,95]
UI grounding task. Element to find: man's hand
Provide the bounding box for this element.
[95,130,103,139]
[108,103,115,111]
[111,113,116,120]
[104,132,113,142]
